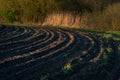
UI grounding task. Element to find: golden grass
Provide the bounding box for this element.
[42,12,82,28]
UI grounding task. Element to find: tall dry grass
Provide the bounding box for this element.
[42,12,82,28]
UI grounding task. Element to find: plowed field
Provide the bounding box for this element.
[0,25,119,80]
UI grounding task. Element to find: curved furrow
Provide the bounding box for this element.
[22,33,105,80]
[67,33,103,63]
[0,28,55,60]
[8,30,94,80]
[0,28,38,50]
[0,27,32,43]
[0,28,94,79]
[0,27,27,43]
[0,29,61,66]
[0,28,48,53]
[0,25,9,36]
[60,32,95,64]
[0,29,75,79]
[0,27,37,46]
[0,26,15,37]
[0,26,20,40]
[0,26,20,38]
[90,35,104,62]
[0,27,35,50]
[62,32,95,63]
[0,28,58,64]
[82,34,103,61]
[67,35,105,79]
[39,30,92,66]
[6,26,19,35]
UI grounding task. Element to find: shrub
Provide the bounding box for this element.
[1,9,17,23]
[101,3,120,30]
[82,3,120,31]
[40,75,48,80]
